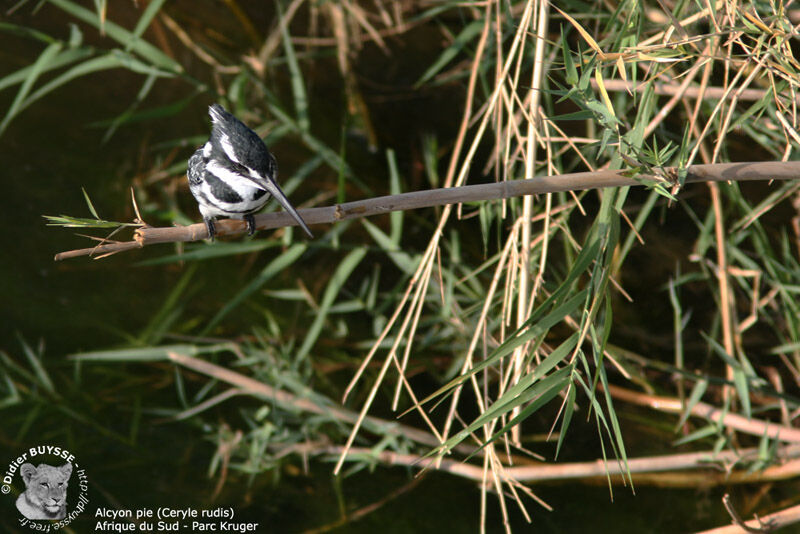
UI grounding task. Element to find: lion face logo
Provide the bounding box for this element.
[15,462,72,520]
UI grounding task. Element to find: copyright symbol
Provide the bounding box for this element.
[1,485,9,494]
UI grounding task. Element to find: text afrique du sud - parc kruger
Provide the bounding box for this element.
[95,507,258,532]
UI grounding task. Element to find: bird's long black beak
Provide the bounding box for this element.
[262,179,313,238]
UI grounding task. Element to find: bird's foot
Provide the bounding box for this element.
[245,214,257,236]
[204,218,216,241]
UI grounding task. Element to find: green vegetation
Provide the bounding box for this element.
[3,0,800,531]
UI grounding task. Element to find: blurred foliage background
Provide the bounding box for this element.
[2,0,800,532]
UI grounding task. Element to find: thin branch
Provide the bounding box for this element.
[166,351,442,450]
[607,384,800,443]
[54,162,800,260]
[592,78,796,104]
[311,444,800,485]
[720,494,776,534]
[696,502,800,534]
[125,356,800,492]
[166,350,517,461]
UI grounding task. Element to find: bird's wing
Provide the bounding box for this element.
[187,148,206,185]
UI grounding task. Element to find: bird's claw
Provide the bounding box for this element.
[245,214,256,236]
[204,218,216,241]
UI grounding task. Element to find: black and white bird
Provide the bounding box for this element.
[187,104,313,240]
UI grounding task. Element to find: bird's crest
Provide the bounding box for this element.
[208,104,228,125]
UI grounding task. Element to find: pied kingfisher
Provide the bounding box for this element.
[187,104,313,240]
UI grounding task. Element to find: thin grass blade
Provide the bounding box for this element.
[47,0,181,72]
[202,243,308,334]
[297,247,367,359]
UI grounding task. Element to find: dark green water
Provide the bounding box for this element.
[0,6,771,533]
